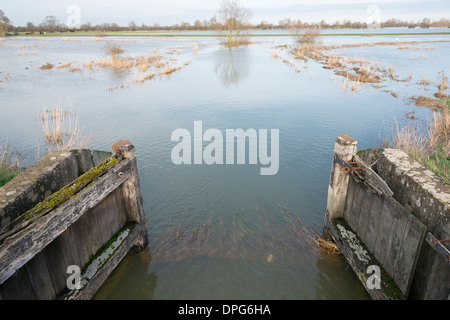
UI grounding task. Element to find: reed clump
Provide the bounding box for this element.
[55,62,71,69]
[37,102,91,152]
[437,70,448,93]
[418,77,431,87]
[39,62,54,70]
[83,61,95,70]
[410,96,446,109]
[97,56,134,71]
[68,66,81,72]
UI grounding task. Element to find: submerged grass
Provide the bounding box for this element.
[147,205,340,264]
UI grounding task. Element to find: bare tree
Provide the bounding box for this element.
[103,42,125,59]
[218,0,252,48]
[128,21,137,31]
[291,21,322,50]
[41,15,59,32]
[0,22,5,36]
[0,10,11,35]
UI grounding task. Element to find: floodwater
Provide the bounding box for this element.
[0,29,448,299]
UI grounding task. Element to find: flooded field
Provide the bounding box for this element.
[0,29,448,299]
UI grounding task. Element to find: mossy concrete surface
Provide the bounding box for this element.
[0,149,111,232]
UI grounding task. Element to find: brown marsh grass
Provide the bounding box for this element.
[39,62,54,70]
[437,70,448,93]
[83,61,95,70]
[410,96,446,109]
[135,71,155,84]
[55,62,71,69]
[97,56,134,71]
[434,92,450,99]
[68,66,82,72]
[283,39,448,94]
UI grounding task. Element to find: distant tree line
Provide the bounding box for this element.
[0,9,449,35]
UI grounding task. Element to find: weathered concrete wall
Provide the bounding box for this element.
[0,149,111,231]
[0,143,147,300]
[325,135,449,300]
[359,148,450,300]
[0,187,127,299]
[343,173,426,297]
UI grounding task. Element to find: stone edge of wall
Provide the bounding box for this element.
[0,149,111,231]
[358,148,449,241]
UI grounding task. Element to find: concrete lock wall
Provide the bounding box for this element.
[358,148,450,300]
[325,135,449,300]
[0,149,111,231]
[0,142,148,300]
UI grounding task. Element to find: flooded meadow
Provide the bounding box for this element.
[0,28,448,299]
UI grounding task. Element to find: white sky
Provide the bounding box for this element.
[1,0,449,26]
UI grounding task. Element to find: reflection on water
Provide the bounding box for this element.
[214,47,250,87]
[94,248,158,300]
[1,32,447,300]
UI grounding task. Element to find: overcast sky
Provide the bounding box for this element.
[2,0,449,27]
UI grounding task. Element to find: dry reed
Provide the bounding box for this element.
[55,62,71,69]
[437,70,448,93]
[68,66,82,72]
[418,78,431,86]
[39,62,54,70]
[38,102,91,152]
[410,96,446,109]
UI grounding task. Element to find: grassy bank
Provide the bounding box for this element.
[382,105,450,184]
[0,144,23,187]
[0,165,21,187]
